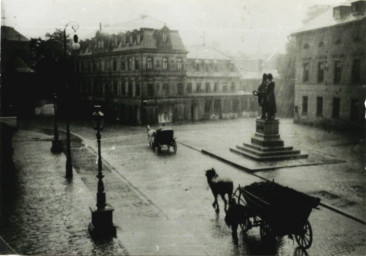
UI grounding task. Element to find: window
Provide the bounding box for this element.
[148,84,154,96]
[334,61,342,84]
[332,98,340,119]
[177,58,183,70]
[302,96,308,115]
[178,83,184,95]
[316,97,323,116]
[163,58,168,70]
[135,58,140,70]
[318,41,324,47]
[317,61,325,83]
[128,57,133,71]
[121,58,126,71]
[350,99,361,121]
[196,83,202,92]
[147,58,153,70]
[135,83,140,97]
[187,83,192,93]
[195,61,200,71]
[163,83,169,95]
[113,59,117,71]
[128,82,133,97]
[205,83,210,93]
[231,82,236,91]
[223,83,228,92]
[303,43,309,49]
[214,83,219,92]
[303,63,309,82]
[352,59,361,83]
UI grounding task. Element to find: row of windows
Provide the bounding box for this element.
[191,61,235,72]
[186,82,236,93]
[302,59,361,84]
[77,57,184,73]
[301,96,361,120]
[79,81,237,97]
[303,30,363,49]
[80,81,140,97]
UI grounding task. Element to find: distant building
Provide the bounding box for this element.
[291,0,366,130]
[74,16,246,124]
[1,26,35,116]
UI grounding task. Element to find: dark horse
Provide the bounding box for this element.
[205,168,233,213]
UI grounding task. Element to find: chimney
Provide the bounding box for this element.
[333,5,351,20]
[351,0,366,16]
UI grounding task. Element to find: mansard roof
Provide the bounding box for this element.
[80,22,186,55]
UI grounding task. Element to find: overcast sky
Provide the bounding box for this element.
[2,0,344,55]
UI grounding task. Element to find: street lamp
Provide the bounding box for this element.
[89,105,116,238]
[64,22,80,179]
[51,92,62,153]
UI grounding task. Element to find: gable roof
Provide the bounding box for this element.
[186,45,231,60]
[1,26,29,41]
[293,2,366,35]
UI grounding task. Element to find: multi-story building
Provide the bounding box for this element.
[292,0,366,130]
[74,16,245,124]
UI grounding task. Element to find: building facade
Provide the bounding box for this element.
[292,1,366,130]
[74,17,246,124]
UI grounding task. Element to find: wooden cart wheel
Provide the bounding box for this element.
[295,221,313,249]
[260,221,272,238]
[239,217,251,232]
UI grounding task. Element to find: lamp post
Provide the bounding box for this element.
[63,22,80,179]
[89,105,116,238]
[51,92,62,153]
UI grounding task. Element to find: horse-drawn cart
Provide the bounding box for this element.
[233,181,320,249]
[148,127,177,153]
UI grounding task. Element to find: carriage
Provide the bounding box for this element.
[233,181,320,249]
[149,127,177,153]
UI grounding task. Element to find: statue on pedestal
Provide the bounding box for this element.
[253,73,277,120]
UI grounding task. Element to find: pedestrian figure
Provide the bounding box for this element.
[257,73,268,119]
[225,198,248,243]
[265,73,277,120]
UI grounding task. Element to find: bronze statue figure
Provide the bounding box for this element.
[253,73,276,120]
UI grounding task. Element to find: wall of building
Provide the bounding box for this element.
[293,18,366,130]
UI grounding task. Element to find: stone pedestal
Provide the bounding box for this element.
[230,118,308,161]
[89,205,116,238]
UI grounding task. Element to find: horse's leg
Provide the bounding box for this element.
[213,194,219,213]
[220,193,227,212]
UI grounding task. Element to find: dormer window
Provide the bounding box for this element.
[162,33,167,43]
[136,34,141,44]
[129,35,133,45]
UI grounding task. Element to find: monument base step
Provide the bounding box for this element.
[236,145,301,157]
[230,147,308,161]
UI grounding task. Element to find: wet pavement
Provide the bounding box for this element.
[1,117,365,255]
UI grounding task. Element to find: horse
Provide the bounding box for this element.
[146,125,156,147]
[205,168,233,213]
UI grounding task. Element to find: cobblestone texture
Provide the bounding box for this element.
[0,130,129,255]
